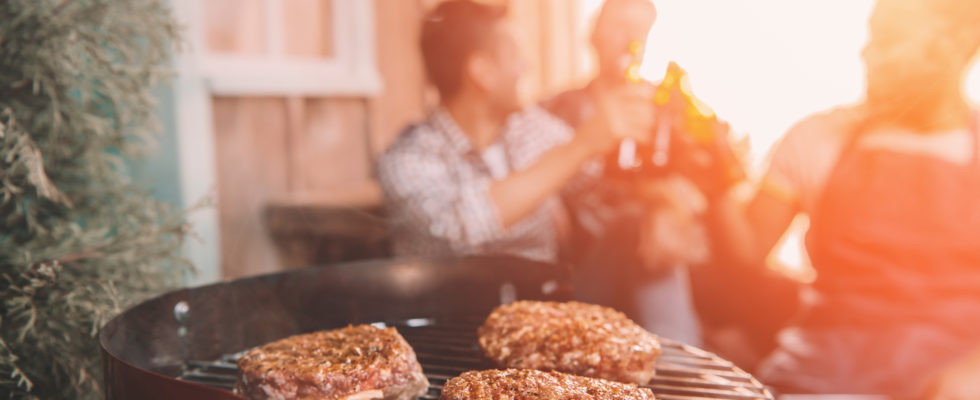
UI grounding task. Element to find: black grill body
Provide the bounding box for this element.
[100,256,771,400]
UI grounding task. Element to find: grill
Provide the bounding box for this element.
[180,317,771,400]
[102,256,772,400]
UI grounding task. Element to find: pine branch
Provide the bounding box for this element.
[50,0,76,15]
[0,0,190,398]
[0,338,34,392]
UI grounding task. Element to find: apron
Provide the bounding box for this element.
[758,114,980,399]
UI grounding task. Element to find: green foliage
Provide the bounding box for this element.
[0,0,190,398]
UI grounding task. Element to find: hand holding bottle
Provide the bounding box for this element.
[576,82,656,157]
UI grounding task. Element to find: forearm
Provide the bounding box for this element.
[706,185,796,268]
[490,137,593,228]
[489,82,655,229]
[707,189,766,267]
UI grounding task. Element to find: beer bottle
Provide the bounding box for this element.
[605,53,746,192]
[605,40,660,180]
[655,62,746,193]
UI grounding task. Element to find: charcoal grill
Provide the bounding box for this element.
[101,256,772,400]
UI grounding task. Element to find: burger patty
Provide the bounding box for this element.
[478,301,662,384]
[439,369,657,400]
[236,325,428,400]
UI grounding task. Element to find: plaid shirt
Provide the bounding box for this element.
[378,106,595,262]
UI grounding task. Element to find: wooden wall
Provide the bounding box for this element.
[213,0,595,279]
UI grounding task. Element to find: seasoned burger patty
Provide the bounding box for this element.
[236,325,428,400]
[439,369,657,400]
[478,301,662,384]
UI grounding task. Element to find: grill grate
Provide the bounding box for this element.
[179,317,773,400]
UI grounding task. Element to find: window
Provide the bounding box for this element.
[169,0,381,284]
[176,0,381,96]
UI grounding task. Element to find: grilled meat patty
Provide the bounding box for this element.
[439,369,656,400]
[236,325,428,400]
[478,301,662,384]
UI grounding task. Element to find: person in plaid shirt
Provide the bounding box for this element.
[378,0,654,263]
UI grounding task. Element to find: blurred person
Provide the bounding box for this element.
[378,1,653,265]
[544,0,707,345]
[708,0,980,397]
